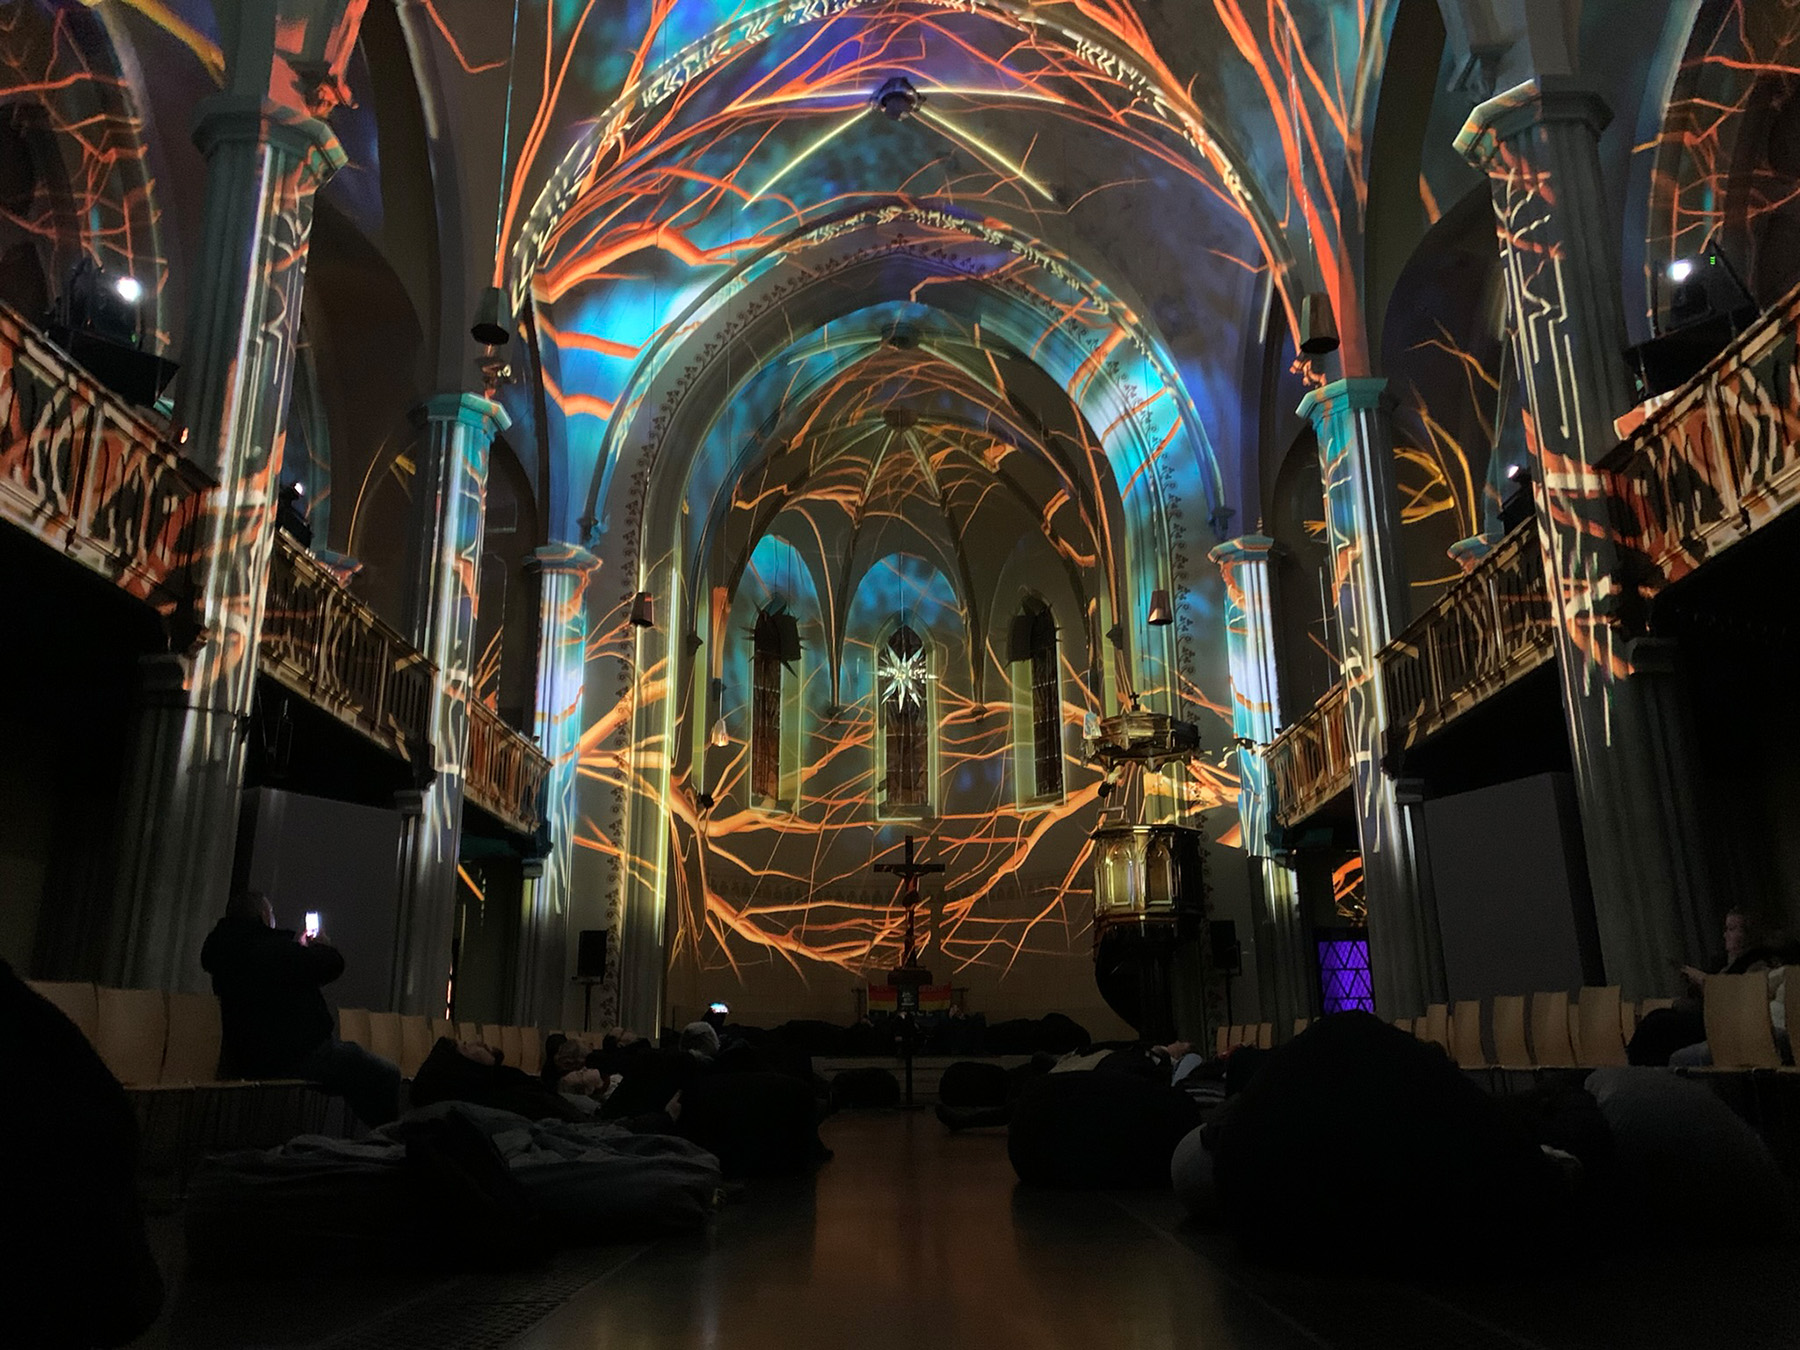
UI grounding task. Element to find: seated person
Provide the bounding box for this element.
[2,958,164,1347]
[201,890,400,1126]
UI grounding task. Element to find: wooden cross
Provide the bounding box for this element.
[874,834,943,970]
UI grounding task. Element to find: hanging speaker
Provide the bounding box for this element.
[471,285,511,347]
[1299,291,1340,355]
[576,929,609,979]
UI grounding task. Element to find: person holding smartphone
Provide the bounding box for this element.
[201,889,401,1126]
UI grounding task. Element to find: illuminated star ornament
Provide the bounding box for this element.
[880,646,931,710]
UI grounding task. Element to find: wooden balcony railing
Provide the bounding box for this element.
[0,301,206,610]
[1378,523,1556,762]
[1608,278,1800,581]
[466,698,550,836]
[260,531,435,767]
[1267,682,1353,829]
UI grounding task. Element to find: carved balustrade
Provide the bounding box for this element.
[1378,524,1556,762]
[1267,682,1353,830]
[0,302,206,610]
[1609,279,1800,583]
[466,698,550,836]
[260,532,434,765]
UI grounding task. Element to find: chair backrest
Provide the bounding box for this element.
[28,980,100,1044]
[399,1016,433,1078]
[1255,1023,1273,1050]
[1529,991,1576,1067]
[160,992,223,1084]
[1391,1016,1415,1037]
[429,1017,457,1047]
[1292,1017,1311,1039]
[1492,995,1531,1066]
[1620,1000,1637,1044]
[338,1006,372,1051]
[513,1026,541,1075]
[1704,972,1782,1069]
[368,1011,404,1067]
[1214,1024,1230,1057]
[95,987,169,1087]
[458,1020,482,1046]
[1419,1003,1450,1051]
[498,1025,526,1067]
[1449,1000,1486,1067]
[1575,986,1628,1067]
[1230,1024,1251,1047]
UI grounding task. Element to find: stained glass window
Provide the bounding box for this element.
[1028,609,1062,798]
[751,611,783,801]
[1317,933,1374,1014]
[881,625,928,811]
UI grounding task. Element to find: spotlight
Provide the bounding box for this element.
[710,714,730,748]
[471,285,510,347]
[629,591,655,628]
[1299,291,1340,356]
[276,480,312,547]
[1147,589,1173,626]
[114,275,143,304]
[1506,462,1528,483]
[46,258,177,406]
[874,76,921,121]
[696,790,716,813]
[1097,780,1113,801]
[1667,258,1696,284]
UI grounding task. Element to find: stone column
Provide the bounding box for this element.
[1297,379,1445,1017]
[1457,79,1716,996]
[389,393,508,1015]
[520,542,600,1026]
[109,99,345,991]
[1210,533,1314,1030]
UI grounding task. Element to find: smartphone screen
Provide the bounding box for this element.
[708,1001,729,1016]
[304,911,321,940]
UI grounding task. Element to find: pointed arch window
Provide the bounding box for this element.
[880,624,930,812]
[751,607,799,803]
[1027,607,1063,798]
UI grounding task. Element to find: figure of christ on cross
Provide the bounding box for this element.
[873,834,944,981]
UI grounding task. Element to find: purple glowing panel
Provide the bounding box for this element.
[1317,937,1373,1014]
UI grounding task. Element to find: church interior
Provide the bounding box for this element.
[5,1,1800,1346]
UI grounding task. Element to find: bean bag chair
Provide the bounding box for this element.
[829,1066,902,1109]
[1171,1123,1222,1221]
[679,1071,831,1177]
[1008,1070,1203,1189]
[1585,1067,1796,1242]
[1210,1012,1567,1268]
[410,1037,585,1122]
[939,1061,1010,1108]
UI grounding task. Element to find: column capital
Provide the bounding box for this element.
[1209,533,1282,568]
[192,94,346,185]
[1454,76,1614,169]
[413,391,511,437]
[528,542,602,578]
[1296,377,1393,428]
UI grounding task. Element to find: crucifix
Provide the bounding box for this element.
[873,834,943,1107]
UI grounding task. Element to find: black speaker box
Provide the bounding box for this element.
[576,929,609,979]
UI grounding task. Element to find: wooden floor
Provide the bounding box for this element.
[145,1109,1800,1350]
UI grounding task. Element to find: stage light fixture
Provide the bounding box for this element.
[471,285,510,346]
[629,591,655,628]
[710,713,730,748]
[1299,291,1340,355]
[1667,258,1696,284]
[875,76,921,121]
[114,275,143,304]
[1147,589,1173,626]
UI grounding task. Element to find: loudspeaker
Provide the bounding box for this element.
[1210,919,1242,977]
[576,929,609,979]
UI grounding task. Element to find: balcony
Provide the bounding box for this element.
[1378,523,1557,762]
[466,698,550,837]
[1267,682,1352,830]
[1609,278,1800,583]
[260,531,435,768]
[0,302,206,611]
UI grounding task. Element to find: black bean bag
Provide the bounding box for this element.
[411,1037,588,1121]
[1008,1070,1203,1189]
[1210,1012,1568,1268]
[939,1060,1010,1108]
[830,1066,902,1109]
[678,1071,830,1177]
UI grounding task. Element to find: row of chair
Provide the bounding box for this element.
[30,981,230,1089]
[1214,1023,1274,1054]
[334,1008,545,1079]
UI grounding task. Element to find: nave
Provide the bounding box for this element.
[143,1109,1800,1350]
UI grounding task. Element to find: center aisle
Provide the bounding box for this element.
[507,1110,1319,1350]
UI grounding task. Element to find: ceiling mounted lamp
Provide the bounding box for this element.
[629,591,655,628]
[471,285,511,347]
[875,75,921,121]
[1298,291,1340,356]
[1147,589,1174,626]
